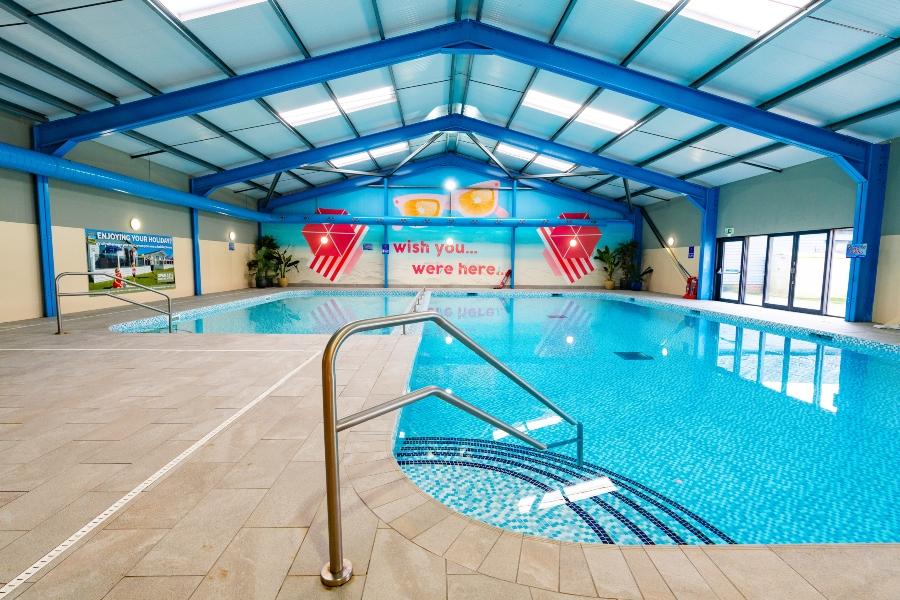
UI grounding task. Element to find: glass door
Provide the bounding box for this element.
[763,231,829,313]
[717,239,744,302]
[763,235,794,308]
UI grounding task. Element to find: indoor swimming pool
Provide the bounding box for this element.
[112,290,416,334]
[396,292,900,545]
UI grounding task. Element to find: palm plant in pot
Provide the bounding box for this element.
[272,249,300,287]
[247,247,275,288]
[593,245,619,290]
[614,240,639,289]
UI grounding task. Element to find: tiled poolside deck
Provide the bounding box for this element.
[0,289,898,599]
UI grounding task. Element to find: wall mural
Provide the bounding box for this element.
[300,208,368,282]
[277,177,615,286]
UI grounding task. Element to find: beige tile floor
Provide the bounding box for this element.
[0,288,897,600]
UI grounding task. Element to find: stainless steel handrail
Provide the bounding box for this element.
[319,310,581,587]
[55,271,173,334]
[401,287,427,334]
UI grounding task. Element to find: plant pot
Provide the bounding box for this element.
[619,278,629,290]
[630,280,643,291]
[278,277,289,288]
[248,277,256,288]
[603,279,615,290]
[256,276,267,289]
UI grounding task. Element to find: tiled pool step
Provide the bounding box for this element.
[397,437,735,546]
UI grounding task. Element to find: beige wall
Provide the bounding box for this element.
[873,235,900,324]
[642,247,698,296]
[0,113,255,324]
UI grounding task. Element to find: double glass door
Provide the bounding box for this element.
[716,229,850,316]
[763,232,828,312]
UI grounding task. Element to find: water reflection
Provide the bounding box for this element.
[713,323,841,414]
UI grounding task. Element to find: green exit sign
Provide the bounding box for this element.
[724,227,735,236]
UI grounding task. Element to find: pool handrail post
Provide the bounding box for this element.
[320,309,571,587]
[55,271,173,334]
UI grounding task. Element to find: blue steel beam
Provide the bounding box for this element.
[697,189,719,301]
[35,20,870,164]
[267,153,634,217]
[0,141,625,229]
[193,114,703,206]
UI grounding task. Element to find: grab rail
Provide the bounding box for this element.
[55,271,173,334]
[319,310,582,586]
[401,287,427,334]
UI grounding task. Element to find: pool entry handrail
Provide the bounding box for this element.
[55,271,173,334]
[319,309,583,586]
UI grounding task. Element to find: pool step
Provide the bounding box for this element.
[397,437,735,546]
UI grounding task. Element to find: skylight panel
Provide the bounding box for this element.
[634,0,805,38]
[523,90,636,133]
[496,143,574,172]
[279,86,397,127]
[331,142,408,168]
[158,0,265,20]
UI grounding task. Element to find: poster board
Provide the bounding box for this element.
[85,228,175,290]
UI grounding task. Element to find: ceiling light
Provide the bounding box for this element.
[129,217,141,231]
[634,0,805,38]
[667,236,675,246]
[331,142,409,168]
[533,154,574,171]
[443,178,458,191]
[496,142,574,172]
[523,90,636,133]
[280,86,396,127]
[158,0,266,21]
[228,231,236,241]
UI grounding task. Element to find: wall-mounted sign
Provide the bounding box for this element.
[85,228,175,291]
[363,243,373,251]
[228,241,235,251]
[846,243,867,258]
[382,244,390,255]
[724,227,735,236]
[688,246,695,258]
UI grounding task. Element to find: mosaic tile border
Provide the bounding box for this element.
[109,288,417,333]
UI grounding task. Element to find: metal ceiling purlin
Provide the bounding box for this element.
[266,0,380,171]
[533,0,689,175]
[0,0,300,189]
[34,20,871,167]
[587,21,900,192]
[585,0,832,191]
[141,0,316,188]
[266,153,634,219]
[0,98,47,122]
[190,114,705,207]
[369,0,407,126]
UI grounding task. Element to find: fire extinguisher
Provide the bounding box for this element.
[683,276,698,299]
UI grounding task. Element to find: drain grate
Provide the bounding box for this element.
[614,351,654,361]
[547,314,568,319]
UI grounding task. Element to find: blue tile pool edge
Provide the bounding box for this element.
[109,289,418,333]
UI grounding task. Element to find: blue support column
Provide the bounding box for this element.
[383,179,389,288]
[35,174,57,317]
[845,143,890,322]
[510,179,517,289]
[697,189,719,300]
[191,208,202,296]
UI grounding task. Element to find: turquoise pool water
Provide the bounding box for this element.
[396,293,900,545]
[116,290,415,334]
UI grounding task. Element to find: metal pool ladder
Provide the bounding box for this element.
[55,271,174,334]
[319,309,584,586]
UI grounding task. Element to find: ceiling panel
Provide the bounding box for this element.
[556,0,670,63]
[376,0,454,37]
[480,0,568,40]
[689,162,772,187]
[279,0,378,55]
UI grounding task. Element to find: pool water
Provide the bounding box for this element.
[121,291,415,334]
[396,293,900,545]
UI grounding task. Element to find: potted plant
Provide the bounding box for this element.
[614,240,639,290]
[593,245,619,290]
[247,247,274,288]
[630,266,654,291]
[272,249,300,287]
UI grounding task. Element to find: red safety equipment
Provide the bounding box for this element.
[683,276,698,299]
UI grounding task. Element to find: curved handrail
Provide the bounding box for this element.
[55,271,173,334]
[319,310,579,587]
